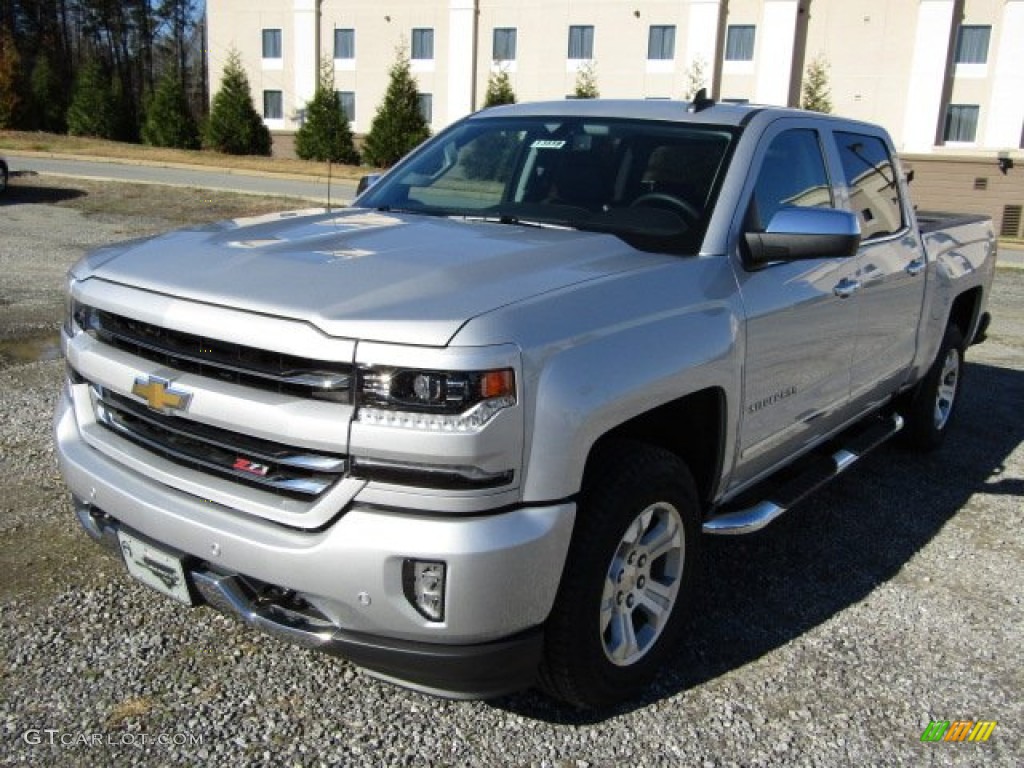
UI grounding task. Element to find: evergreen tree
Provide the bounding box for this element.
[483,68,516,108]
[142,69,200,149]
[573,61,599,99]
[294,60,359,164]
[204,49,271,156]
[802,55,833,114]
[29,54,67,133]
[362,47,430,168]
[66,60,118,139]
[683,56,708,100]
[0,30,21,128]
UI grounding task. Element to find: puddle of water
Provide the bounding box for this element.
[0,333,63,365]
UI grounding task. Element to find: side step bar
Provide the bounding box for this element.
[703,413,904,535]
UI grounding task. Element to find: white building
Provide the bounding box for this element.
[207,0,1023,234]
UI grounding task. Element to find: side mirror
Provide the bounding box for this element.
[744,207,861,267]
[356,173,383,197]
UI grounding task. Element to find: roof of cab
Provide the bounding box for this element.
[472,98,780,126]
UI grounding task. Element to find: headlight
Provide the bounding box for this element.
[356,367,515,431]
[63,274,79,336]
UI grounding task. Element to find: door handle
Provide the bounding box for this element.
[906,258,926,276]
[833,278,861,298]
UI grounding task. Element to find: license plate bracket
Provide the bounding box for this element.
[117,530,194,606]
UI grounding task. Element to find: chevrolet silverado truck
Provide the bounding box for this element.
[55,99,995,708]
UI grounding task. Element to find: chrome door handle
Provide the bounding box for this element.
[906,258,926,276]
[833,278,861,298]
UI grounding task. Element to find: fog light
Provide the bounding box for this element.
[403,559,446,622]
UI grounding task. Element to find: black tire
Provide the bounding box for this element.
[539,440,701,708]
[900,324,965,451]
[0,161,8,195]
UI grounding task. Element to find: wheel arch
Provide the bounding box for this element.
[583,387,726,509]
[948,286,984,345]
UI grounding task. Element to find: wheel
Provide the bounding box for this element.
[630,192,699,223]
[539,440,701,708]
[900,324,965,451]
[0,161,8,195]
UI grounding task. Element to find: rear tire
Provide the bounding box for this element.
[900,324,965,451]
[539,440,701,708]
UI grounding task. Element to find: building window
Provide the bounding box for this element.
[954,25,990,64]
[568,25,594,59]
[263,90,283,120]
[336,91,355,121]
[418,93,433,123]
[944,105,979,142]
[725,25,755,61]
[412,28,434,60]
[262,29,282,59]
[334,28,355,59]
[647,25,676,60]
[493,27,517,61]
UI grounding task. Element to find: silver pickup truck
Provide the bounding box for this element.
[55,99,995,708]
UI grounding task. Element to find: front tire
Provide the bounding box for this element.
[539,440,701,708]
[901,324,965,451]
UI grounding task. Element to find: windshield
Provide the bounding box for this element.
[357,115,737,254]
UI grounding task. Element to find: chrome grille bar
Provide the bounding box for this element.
[92,386,346,498]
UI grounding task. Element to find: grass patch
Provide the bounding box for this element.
[1,129,369,181]
[13,175,310,228]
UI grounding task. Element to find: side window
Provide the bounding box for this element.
[750,129,832,229]
[835,132,904,239]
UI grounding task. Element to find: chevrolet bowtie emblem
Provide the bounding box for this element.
[131,376,193,414]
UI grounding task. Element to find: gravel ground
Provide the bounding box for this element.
[1,176,1021,766]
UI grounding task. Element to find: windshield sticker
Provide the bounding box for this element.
[531,140,567,150]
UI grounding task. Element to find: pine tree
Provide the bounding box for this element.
[573,61,599,99]
[483,68,516,108]
[683,56,708,101]
[294,60,359,164]
[362,47,430,168]
[66,60,118,139]
[29,54,67,133]
[0,30,21,128]
[802,55,833,114]
[204,49,271,156]
[142,69,200,149]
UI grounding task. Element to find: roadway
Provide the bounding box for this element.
[4,153,358,205]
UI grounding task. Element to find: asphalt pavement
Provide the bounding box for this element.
[4,153,358,205]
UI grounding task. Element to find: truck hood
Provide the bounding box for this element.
[85,208,659,346]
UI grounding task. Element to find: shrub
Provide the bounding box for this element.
[204,50,271,155]
[362,47,430,168]
[294,61,359,164]
[142,70,200,149]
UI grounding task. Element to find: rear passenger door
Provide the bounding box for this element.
[831,130,926,406]
[731,122,860,488]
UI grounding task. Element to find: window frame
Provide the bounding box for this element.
[954,25,991,65]
[263,90,283,121]
[834,130,906,240]
[334,28,355,60]
[262,28,282,60]
[725,25,756,62]
[493,27,517,62]
[567,25,595,60]
[943,104,980,143]
[336,90,355,122]
[647,25,676,61]
[418,93,433,124]
[412,28,435,60]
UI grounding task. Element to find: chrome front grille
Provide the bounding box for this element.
[74,304,351,403]
[92,386,347,498]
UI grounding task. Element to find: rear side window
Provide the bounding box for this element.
[750,128,833,229]
[835,132,904,240]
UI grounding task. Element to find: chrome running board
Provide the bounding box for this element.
[703,413,904,535]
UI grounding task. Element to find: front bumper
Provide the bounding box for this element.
[55,389,574,697]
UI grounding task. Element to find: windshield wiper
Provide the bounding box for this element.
[459,213,578,231]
